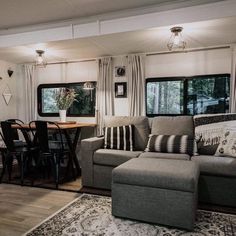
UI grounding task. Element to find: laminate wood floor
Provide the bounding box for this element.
[0,184,80,236]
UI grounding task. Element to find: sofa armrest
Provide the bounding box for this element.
[81,137,104,187]
[81,136,104,151]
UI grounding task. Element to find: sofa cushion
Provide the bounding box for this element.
[145,134,193,155]
[93,149,142,167]
[104,116,149,151]
[139,152,190,160]
[104,125,134,151]
[191,155,236,177]
[151,116,194,136]
[113,158,199,192]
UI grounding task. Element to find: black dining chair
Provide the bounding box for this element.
[5,119,25,142]
[0,121,36,185]
[29,120,72,188]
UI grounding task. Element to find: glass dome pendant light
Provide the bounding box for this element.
[35,50,47,67]
[167,26,186,51]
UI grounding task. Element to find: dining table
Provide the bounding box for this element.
[12,122,97,177]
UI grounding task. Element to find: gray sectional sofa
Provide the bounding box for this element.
[81,115,236,207]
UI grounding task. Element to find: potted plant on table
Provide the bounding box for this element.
[55,88,77,122]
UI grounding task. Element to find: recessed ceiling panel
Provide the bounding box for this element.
[0,0,224,30]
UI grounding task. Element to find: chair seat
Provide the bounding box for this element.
[49,141,69,150]
[13,146,30,154]
[13,140,26,147]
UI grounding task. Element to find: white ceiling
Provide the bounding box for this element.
[0,0,234,64]
[0,0,223,30]
[0,16,235,64]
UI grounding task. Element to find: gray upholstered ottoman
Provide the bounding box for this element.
[112,158,200,230]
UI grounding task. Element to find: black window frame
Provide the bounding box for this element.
[37,82,96,117]
[146,73,230,117]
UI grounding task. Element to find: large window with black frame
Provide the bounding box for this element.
[38,82,96,117]
[146,74,230,116]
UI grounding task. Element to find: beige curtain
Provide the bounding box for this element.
[23,64,37,122]
[96,57,114,134]
[127,54,145,116]
[230,46,236,112]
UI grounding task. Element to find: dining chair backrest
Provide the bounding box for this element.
[30,121,49,153]
[1,121,15,152]
[1,121,32,152]
[6,119,24,124]
[0,130,6,149]
[29,120,65,153]
[5,119,24,141]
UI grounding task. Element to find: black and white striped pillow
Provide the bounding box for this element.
[145,134,193,155]
[104,125,134,151]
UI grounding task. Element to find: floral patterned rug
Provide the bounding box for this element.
[25,194,236,236]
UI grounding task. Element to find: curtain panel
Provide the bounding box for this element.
[127,54,146,116]
[96,57,114,135]
[230,46,236,113]
[23,64,37,122]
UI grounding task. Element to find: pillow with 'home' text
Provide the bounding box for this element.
[215,128,236,158]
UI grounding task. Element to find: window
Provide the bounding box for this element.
[38,82,96,117]
[187,75,230,115]
[146,78,184,115]
[146,74,230,116]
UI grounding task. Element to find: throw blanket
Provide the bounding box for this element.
[194,113,236,155]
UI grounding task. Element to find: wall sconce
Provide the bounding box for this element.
[7,68,14,77]
[167,26,186,51]
[83,81,95,90]
[36,50,47,67]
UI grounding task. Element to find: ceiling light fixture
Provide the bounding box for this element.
[35,50,47,67]
[167,26,186,51]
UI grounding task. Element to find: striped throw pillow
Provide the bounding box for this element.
[145,134,193,155]
[104,125,134,151]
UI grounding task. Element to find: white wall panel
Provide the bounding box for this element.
[0,60,17,120]
[16,48,231,122]
[145,48,231,78]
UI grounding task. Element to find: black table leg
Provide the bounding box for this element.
[63,128,81,176]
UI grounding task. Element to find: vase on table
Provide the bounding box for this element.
[59,109,67,122]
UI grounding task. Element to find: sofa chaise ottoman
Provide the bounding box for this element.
[112,158,200,230]
[81,114,236,207]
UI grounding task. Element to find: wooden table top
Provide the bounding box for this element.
[12,122,96,130]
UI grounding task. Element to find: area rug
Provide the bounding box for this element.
[25,194,236,236]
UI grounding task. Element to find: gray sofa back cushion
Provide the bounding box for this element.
[104,116,150,151]
[151,116,194,136]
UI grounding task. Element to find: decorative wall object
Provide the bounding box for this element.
[7,68,14,77]
[115,66,126,77]
[2,85,12,105]
[115,82,127,98]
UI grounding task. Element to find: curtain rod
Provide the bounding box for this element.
[146,45,231,56]
[40,45,231,66]
[46,58,96,65]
